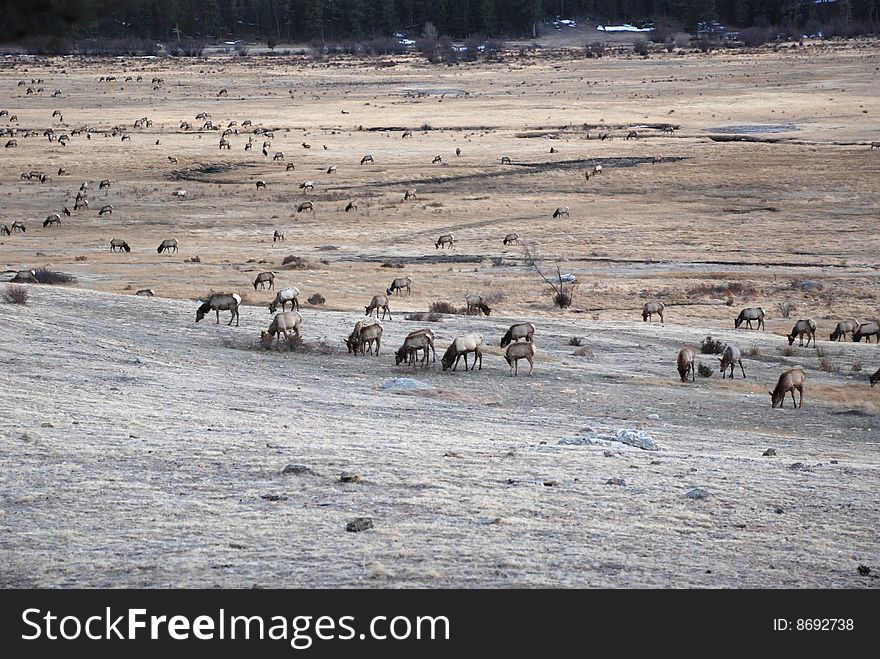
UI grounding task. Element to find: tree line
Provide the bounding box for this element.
[4,0,878,44]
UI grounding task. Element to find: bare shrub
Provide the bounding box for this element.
[3,284,28,304]
[697,363,713,378]
[572,347,591,357]
[780,345,795,357]
[184,255,201,263]
[700,336,725,355]
[633,39,649,56]
[777,299,795,318]
[739,27,774,47]
[819,357,838,373]
[74,255,87,262]
[554,290,573,308]
[585,41,605,58]
[405,312,441,322]
[307,293,325,306]
[282,255,312,269]
[33,268,76,285]
[815,345,827,358]
[381,262,404,269]
[746,346,761,357]
[851,360,862,373]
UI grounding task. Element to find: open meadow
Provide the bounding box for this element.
[1,40,879,587]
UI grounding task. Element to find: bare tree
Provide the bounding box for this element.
[523,244,575,309]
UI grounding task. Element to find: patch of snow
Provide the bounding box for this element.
[597,24,652,33]
[382,378,435,392]
[559,429,659,451]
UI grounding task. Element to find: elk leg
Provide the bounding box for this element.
[739,360,746,378]
[528,357,534,376]
[216,309,220,324]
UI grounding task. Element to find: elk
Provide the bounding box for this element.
[830,319,859,341]
[219,138,231,149]
[43,214,61,228]
[62,207,71,216]
[386,276,412,296]
[109,238,130,252]
[871,142,880,149]
[677,346,696,382]
[642,301,664,323]
[273,152,284,161]
[441,334,484,372]
[172,188,187,198]
[11,221,26,233]
[552,206,570,218]
[719,345,746,379]
[787,318,817,347]
[625,130,639,140]
[196,293,241,326]
[584,165,602,180]
[506,340,536,376]
[432,155,442,164]
[0,225,9,235]
[501,156,512,164]
[663,126,675,135]
[218,88,228,96]
[734,307,765,330]
[5,139,17,148]
[326,165,337,174]
[297,201,314,214]
[549,147,558,153]
[301,142,311,149]
[503,233,520,245]
[74,198,88,210]
[395,329,436,366]
[770,368,806,408]
[852,321,880,343]
[346,321,383,356]
[365,294,392,320]
[500,322,535,348]
[260,310,302,349]
[255,180,267,190]
[157,239,178,254]
[286,163,295,171]
[402,130,412,139]
[299,180,314,191]
[269,287,300,313]
[99,204,113,216]
[870,367,880,386]
[253,271,276,290]
[435,233,455,249]
[345,201,357,212]
[168,156,179,164]
[99,179,111,190]
[273,229,284,242]
[404,188,417,201]
[465,294,491,316]
[360,155,374,164]
[244,142,252,151]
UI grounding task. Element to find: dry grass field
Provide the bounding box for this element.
[1,40,879,588]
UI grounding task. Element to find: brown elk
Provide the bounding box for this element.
[395,329,436,366]
[735,307,765,330]
[260,311,302,349]
[719,345,746,379]
[157,239,178,254]
[365,294,392,320]
[552,206,570,218]
[787,318,817,347]
[43,214,62,228]
[360,154,374,164]
[642,301,664,323]
[500,322,535,347]
[269,287,300,313]
[386,276,412,296]
[297,201,314,214]
[11,221,26,233]
[99,205,113,216]
[501,156,511,164]
[870,367,880,386]
[255,180,267,190]
[770,368,805,408]
[677,347,696,382]
[852,321,880,343]
[195,293,241,326]
[503,233,520,245]
[345,201,357,212]
[273,229,284,242]
[253,271,276,290]
[109,238,130,252]
[404,188,417,201]
[441,334,483,372]
[506,340,536,376]
[830,319,859,341]
[465,294,491,316]
[435,233,455,249]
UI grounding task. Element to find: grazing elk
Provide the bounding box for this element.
[219,138,231,150]
[435,233,455,249]
[11,221,26,233]
[719,344,746,379]
[157,239,178,254]
[99,179,111,190]
[787,318,817,347]
[869,367,880,386]
[253,271,276,290]
[43,214,62,228]
[269,287,300,313]
[62,207,71,216]
[5,139,17,148]
[0,225,9,235]
[395,329,436,366]
[506,340,537,376]
[830,319,860,341]
[642,301,664,323]
[625,130,639,140]
[402,130,412,139]
[345,201,357,212]
[735,307,765,330]
[404,188,417,201]
[441,334,484,372]
[852,321,880,343]
[871,142,880,149]
[99,205,113,216]
[297,201,314,214]
[273,152,284,161]
[74,198,88,210]
[465,294,491,316]
[677,346,696,382]
[109,238,130,252]
[663,126,675,135]
[360,155,374,164]
[255,180,267,190]
[299,180,314,191]
[57,167,68,176]
[346,321,383,356]
[584,165,602,180]
[386,276,412,297]
[503,232,520,245]
[286,163,296,171]
[432,155,442,164]
[365,294,392,320]
[326,165,337,174]
[260,311,303,349]
[501,156,512,164]
[770,368,806,409]
[500,322,535,348]
[552,206,570,218]
[273,229,284,242]
[172,188,187,198]
[196,293,241,327]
